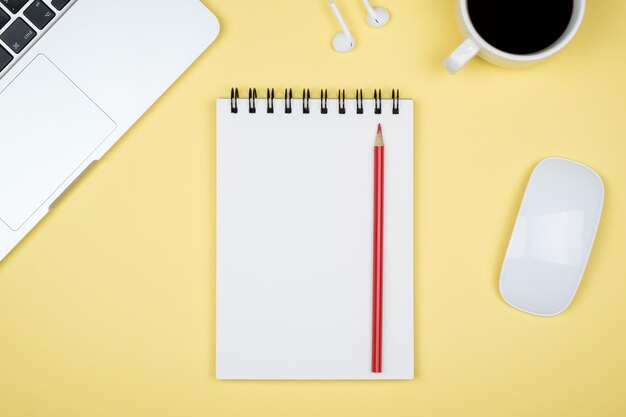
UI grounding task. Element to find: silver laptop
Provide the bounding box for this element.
[0,0,220,261]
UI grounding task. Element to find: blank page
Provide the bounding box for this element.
[216,96,414,379]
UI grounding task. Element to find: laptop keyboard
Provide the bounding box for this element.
[0,0,74,76]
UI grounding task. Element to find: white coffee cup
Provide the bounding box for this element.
[445,0,585,74]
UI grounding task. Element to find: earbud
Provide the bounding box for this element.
[362,0,390,28]
[329,0,356,53]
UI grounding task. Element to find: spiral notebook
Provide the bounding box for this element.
[216,88,414,380]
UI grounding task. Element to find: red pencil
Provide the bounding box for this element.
[372,123,384,373]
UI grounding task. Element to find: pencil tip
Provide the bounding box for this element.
[375,124,384,146]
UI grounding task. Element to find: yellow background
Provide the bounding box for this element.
[1,1,625,416]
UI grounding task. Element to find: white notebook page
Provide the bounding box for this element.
[216,97,414,379]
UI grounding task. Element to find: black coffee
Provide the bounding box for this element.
[467,0,574,55]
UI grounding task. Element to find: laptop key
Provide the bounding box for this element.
[0,9,11,29]
[0,44,12,72]
[24,1,56,30]
[0,8,9,30]
[0,0,29,14]
[0,18,36,54]
[51,0,70,11]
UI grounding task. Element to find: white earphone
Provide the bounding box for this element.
[328,0,390,53]
[361,0,390,28]
[329,0,356,53]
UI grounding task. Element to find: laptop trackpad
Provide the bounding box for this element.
[0,55,116,231]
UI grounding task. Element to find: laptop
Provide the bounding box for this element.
[0,0,220,261]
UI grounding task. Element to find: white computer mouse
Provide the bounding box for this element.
[499,158,604,316]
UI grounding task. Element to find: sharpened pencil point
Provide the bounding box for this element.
[375,124,384,146]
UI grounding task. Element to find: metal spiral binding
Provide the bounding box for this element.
[392,89,400,114]
[303,89,311,114]
[248,88,257,113]
[356,89,364,114]
[267,88,274,113]
[338,90,346,114]
[229,88,401,115]
[374,89,382,114]
[230,88,239,113]
[284,88,293,114]
[321,89,328,114]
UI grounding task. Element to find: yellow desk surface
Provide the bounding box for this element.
[1,1,626,416]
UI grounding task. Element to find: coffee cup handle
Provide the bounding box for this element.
[445,38,480,74]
